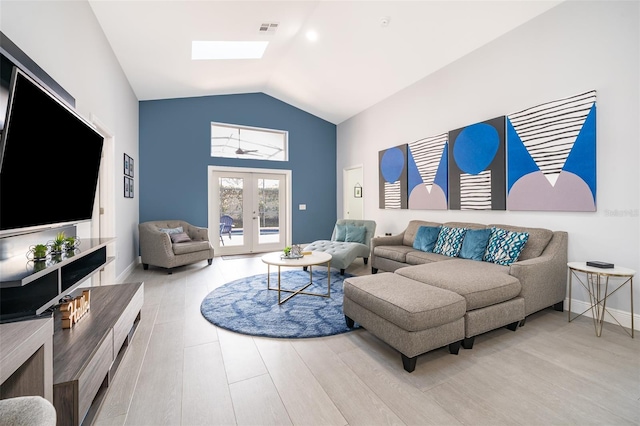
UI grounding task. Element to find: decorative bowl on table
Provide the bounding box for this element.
[281,244,304,259]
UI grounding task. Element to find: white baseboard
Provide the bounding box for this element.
[116,257,139,284]
[566,297,639,332]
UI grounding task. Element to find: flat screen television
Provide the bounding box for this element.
[0,67,104,236]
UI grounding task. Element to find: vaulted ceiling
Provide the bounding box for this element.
[89,1,563,124]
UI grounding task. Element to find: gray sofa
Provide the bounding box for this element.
[139,220,215,273]
[344,220,568,372]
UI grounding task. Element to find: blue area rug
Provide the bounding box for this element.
[200,270,358,338]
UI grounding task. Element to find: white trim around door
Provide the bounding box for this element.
[208,165,292,256]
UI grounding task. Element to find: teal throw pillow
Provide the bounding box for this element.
[412,226,441,252]
[483,227,529,266]
[334,224,347,242]
[433,226,467,257]
[459,228,491,261]
[345,225,367,244]
[158,226,183,235]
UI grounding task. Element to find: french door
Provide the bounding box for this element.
[210,168,289,256]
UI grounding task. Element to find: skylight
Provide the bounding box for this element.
[191,41,268,60]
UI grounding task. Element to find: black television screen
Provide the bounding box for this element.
[0,67,104,235]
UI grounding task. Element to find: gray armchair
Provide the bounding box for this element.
[139,220,215,273]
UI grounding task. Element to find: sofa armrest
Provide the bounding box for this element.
[509,231,568,315]
[139,225,175,266]
[371,233,405,251]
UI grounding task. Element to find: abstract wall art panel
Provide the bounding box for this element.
[379,144,408,209]
[407,133,448,210]
[448,116,506,210]
[507,90,596,211]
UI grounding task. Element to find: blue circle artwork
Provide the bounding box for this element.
[381,147,405,183]
[453,123,500,174]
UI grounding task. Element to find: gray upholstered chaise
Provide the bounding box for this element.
[139,220,215,273]
[304,219,376,275]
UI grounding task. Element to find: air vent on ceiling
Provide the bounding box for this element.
[259,23,279,34]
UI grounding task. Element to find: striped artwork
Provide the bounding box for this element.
[507,90,596,211]
[407,133,448,209]
[460,170,491,210]
[383,181,402,209]
[378,145,408,209]
[448,116,506,210]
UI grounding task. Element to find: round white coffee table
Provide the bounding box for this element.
[261,251,332,304]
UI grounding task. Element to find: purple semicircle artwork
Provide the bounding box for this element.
[409,184,447,210]
[508,171,595,211]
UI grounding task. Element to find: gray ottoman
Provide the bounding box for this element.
[343,273,466,372]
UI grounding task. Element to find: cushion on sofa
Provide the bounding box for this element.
[345,225,367,244]
[343,273,466,332]
[402,220,443,247]
[484,227,529,266]
[170,232,192,243]
[488,224,553,261]
[433,226,467,257]
[405,250,456,265]
[373,245,417,263]
[412,226,441,252]
[334,224,347,242]
[395,260,520,310]
[459,228,491,261]
[172,240,212,255]
[158,226,183,235]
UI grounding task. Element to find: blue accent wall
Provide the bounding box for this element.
[139,92,337,244]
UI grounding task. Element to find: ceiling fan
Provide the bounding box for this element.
[233,131,258,155]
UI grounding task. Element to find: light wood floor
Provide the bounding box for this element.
[94,255,640,426]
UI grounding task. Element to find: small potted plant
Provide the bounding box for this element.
[64,236,78,252]
[283,246,292,258]
[49,232,66,254]
[29,243,49,261]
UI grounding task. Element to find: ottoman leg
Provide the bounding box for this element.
[345,315,355,328]
[401,354,417,373]
[371,267,378,274]
[448,341,461,355]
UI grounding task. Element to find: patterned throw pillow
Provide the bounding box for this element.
[334,224,347,242]
[345,225,367,244]
[433,226,467,257]
[158,226,183,235]
[483,227,529,266]
[412,226,442,252]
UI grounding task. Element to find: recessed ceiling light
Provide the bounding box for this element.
[191,41,269,60]
[305,30,318,42]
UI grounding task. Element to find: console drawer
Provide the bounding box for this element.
[113,285,144,357]
[77,329,113,421]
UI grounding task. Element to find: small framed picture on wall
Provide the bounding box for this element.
[129,157,134,178]
[129,178,134,198]
[124,176,130,198]
[124,154,130,176]
[354,185,362,198]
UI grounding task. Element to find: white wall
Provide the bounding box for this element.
[1,0,140,278]
[337,1,639,320]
